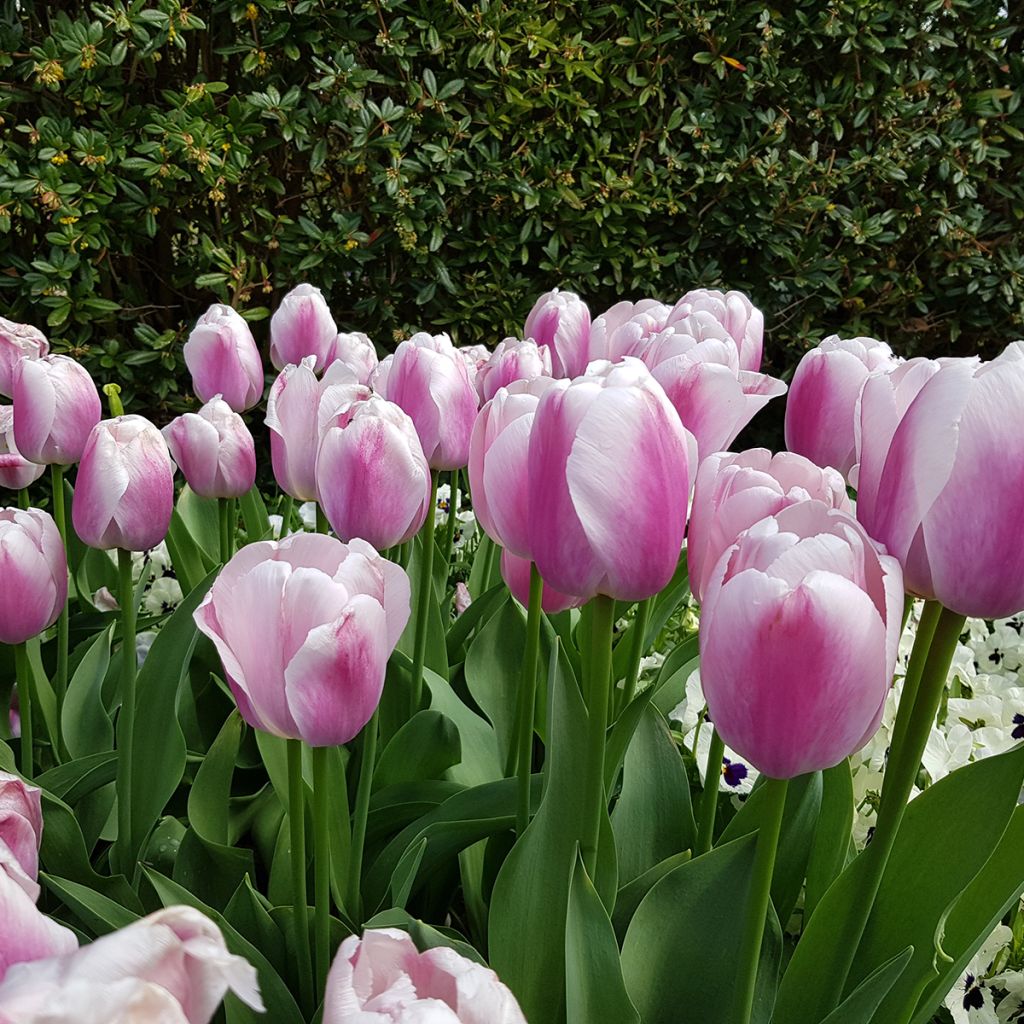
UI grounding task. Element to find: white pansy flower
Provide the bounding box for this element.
[944,925,1013,1024]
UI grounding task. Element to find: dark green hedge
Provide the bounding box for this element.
[1,0,1022,415]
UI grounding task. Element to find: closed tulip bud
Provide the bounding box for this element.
[370,332,478,470]
[0,320,48,399]
[687,449,852,603]
[0,509,67,646]
[183,304,264,413]
[269,283,338,371]
[857,344,1024,618]
[458,343,492,397]
[0,773,43,899]
[162,398,256,500]
[501,549,584,614]
[0,869,78,985]
[72,416,175,552]
[523,287,592,378]
[11,356,101,466]
[785,335,899,476]
[316,393,432,548]
[528,358,696,602]
[324,928,526,1024]
[668,288,765,372]
[195,534,411,746]
[587,299,673,363]
[0,409,44,491]
[699,501,903,778]
[476,338,553,403]
[326,331,379,385]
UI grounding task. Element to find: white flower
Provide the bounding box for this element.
[945,925,1013,1024]
[923,723,974,783]
[142,576,183,616]
[298,501,317,530]
[994,963,1024,1022]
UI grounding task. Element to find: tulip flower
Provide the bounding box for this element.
[669,288,764,372]
[523,287,591,378]
[0,509,67,646]
[0,320,48,399]
[10,356,101,466]
[0,906,262,1023]
[476,338,552,403]
[182,304,264,413]
[687,449,852,603]
[316,393,432,549]
[270,283,338,371]
[326,331,379,385]
[0,773,42,899]
[162,398,256,500]
[72,416,175,552]
[528,358,696,602]
[458,343,492,397]
[194,533,411,746]
[587,299,673,363]
[0,869,78,984]
[699,501,903,778]
[856,344,1024,619]
[0,409,44,491]
[370,332,479,471]
[323,928,526,1024]
[501,549,583,614]
[785,335,899,476]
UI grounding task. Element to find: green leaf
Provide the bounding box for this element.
[176,486,222,563]
[611,850,691,941]
[239,486,272,542]
[165,508,214,593]
[35,751,117,804]
[62,624,114,758]
[373,710,461,791]
[805,759,855,922]
[41,873,140,934]
[816,948,914,1024]
[364,907,485,964]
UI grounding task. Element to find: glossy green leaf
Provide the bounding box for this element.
[816,948,914,1024]
[805,759,855,923]
[611,850,691,941]
[61,624,114,758]
[41,873,140,934]
[373,710,461,792]
[176,485,222,563]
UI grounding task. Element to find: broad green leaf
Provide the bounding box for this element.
[817,948,914,1024]
[177,485,221,563]
[612,850,691,941]
[41,873,140,934]
[805,759,855,923]
[373,710,461,791]
[239,487,272,542]
[364,907,486,964]
[165,508,214,593]
[224,878,288,980]
[650,633,700,717]
[445,581,506,663]
[35,751,117,803]
[367,780,465,843]
[61,624,114,758]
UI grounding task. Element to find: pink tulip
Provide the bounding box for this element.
[323,928,526,1024]
[453,582,472,616]
[370,333,478,471]
[11,356,101,466]
[269,283,338,371]
[501,549,583,614]
[668,289,764,371]
[785,335,899,476]
[458,344,492,398]
[587,299,673,363]
[194,533,411,746]
[0,408,44,491]
[327,331,379,385]
[316,393,432,548]
[687,449,852,603]
[0,509,67,646]
[0,868,78,985]
[183,304,264,413]
[476,338,552,403]
[0,320,48,399]
[528,358,696,602]
[162,398,256,500]
[72,416,175,552]
[0,773,42,898]
[699,501,903,778]
[857,344,1024,618]
[266,358,367,502]
[523,288,591,378]
[0,906,262,1023]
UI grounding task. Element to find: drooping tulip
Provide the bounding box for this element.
[0,868,78,985]
[0,509,67,646]
[687,449,852,603]
[326,331,379,385]
[0,773,43,898]
[11,356,101,466]
[323,928,526,1024]
[269,283,338,371]
[528,358,696,602]
[182,304,264,413]
[476,338,553,403]
[523,288,591,378]
[785,335,899,477]
[587,299,673,363]
[699,501,903,778]
[72,416,176,552]
[501,549,583,614]
[316,393,432,548]
[0,409,44,491]
[668,288,765,372]
[0,320,48,399]
[370,332,479,470]
[857,344,1024,619]
[194,533,411,746]
[0,906,262,1023]
[162,398,256,500]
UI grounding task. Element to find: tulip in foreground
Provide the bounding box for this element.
[0,509,67,646]
[523,287,591,379]
[0,408,44,491]
[183,304,265,412]
[0,773,43,898]
[0,319,48,398]
[270,283,338,371]
[0,868,78,985]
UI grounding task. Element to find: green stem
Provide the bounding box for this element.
[17,488,30,511]
[311,746,331,993]
[15,643,32,777]
[115,549,137,875]
[218,497,231,564]
[316,504,330,536]
[49,464,69,740]
[287,740,314,1012]
[347,709,378,923]
[581,594,615,879]
[696,727,726,855]
[410,471,438,714]
[441,470,459,574]
[733,776,789,1024]
[619,597,652,713]
[511,563,544,836]
[278,494,295,538]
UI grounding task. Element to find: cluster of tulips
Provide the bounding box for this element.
[0,279,1022,1024]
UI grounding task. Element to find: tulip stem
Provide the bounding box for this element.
[114,548,137,877]
[619,597,652,713]
[441,470,459,575]
[287,739,314,1012]
[410,472,438,715]
[347,708,378,923]
[316,504,330,536]
[278,494,295,538]
[14,643,32,777]
[311,745,331,993]
[511,563,544,837]
[696,727,726,855]
[17,488,30,511]
[733,775,788,1024]
[218,498,231,564]
[49,464,69,747]
[581,594,615,879]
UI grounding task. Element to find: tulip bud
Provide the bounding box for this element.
[72,416,176,552]
[0,773,43,899]
[194,534,411,746]
[183,304,264,412]
[501,549,584,614]
[269,283,338,371]
[523,288,592,378]
[0,320,48,399]
[316,393,432,548]
[11,356,101,466]
[326,331,379,385]
[587,299,673,364]
[0,409,44,491]
[162,398,256,500]
[458,343,492,398]
[0,509,67,646]
[0,868,78,985]
[699,501,903,778]
[785,335,899,476]
[668,289,765,372]
[476,338,553,403]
